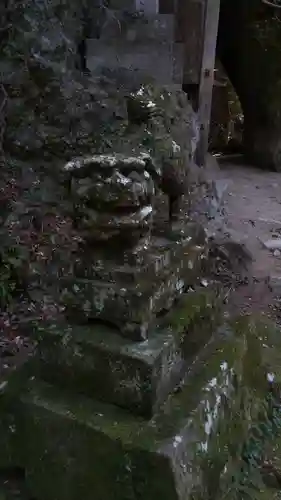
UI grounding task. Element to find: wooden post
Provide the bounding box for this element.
[180,0,205,85]
[196,0,221,166]
[135,0,220,166]
[135,0,159,14]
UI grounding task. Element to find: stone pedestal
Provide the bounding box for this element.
[87,12,183,85]
[5,313,256,500]
[21,335,236,500]
[59,227,206,339]
[33,289,222,418]
[0,153,249,500]
[1,313,278,500]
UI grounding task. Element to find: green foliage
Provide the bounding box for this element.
[216,319,281,500]
[217,395,281,500]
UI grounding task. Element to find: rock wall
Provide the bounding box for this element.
[1,0,206,231]
[2,1,195,166]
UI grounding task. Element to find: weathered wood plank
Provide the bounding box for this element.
[181,0,205,84]
[196,0,221,166]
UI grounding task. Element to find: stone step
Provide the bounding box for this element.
[45,226,208,341]
[47,224,207,284]
[13,325,257,500]
[48,268,207,342]
[32,289,223,418]
[109,0,161,14]
[87,12,183,84]
[89,12,176,44]
[109,0,137,10]
[88,44,184,85]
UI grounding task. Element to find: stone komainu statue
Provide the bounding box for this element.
[61,153,207,338]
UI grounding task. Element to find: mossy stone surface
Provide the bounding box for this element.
[9,318,274,500]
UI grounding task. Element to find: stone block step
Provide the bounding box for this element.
[89,12,176,44]
[49,227,207,341]
[87,12,183,83]
[87,48,183,85]
[46,224,207,282]
[109,0,137,10]
[88,45,184,85]
[15,326,254,500]
[33,289,223,417]
[105,0,163,15]
[56,224,207,284]
[58,270,202,341]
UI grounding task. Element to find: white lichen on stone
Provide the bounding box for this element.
[173,435,183,448]
[267,372,275,382]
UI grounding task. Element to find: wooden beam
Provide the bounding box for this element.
[196,0,221,166]
[135,0,159,14]
[181,0,205,83]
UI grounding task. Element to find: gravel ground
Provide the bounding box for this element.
[211,156,281,323]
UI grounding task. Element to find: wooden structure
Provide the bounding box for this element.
[159,0,221,166]
[178,0,221,165]
[134,0,221,166]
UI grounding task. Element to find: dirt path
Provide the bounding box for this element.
[214,156,281,319]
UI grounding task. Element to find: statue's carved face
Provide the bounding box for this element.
[63,154,157,243]
[64,154,156,210]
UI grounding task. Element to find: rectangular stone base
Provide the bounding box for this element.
[33,290,222,417]
[58,228,207,340]
[14,329,252,500]
[72,224,206,284]
[35,322,184,419]
[60,272,186,339]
